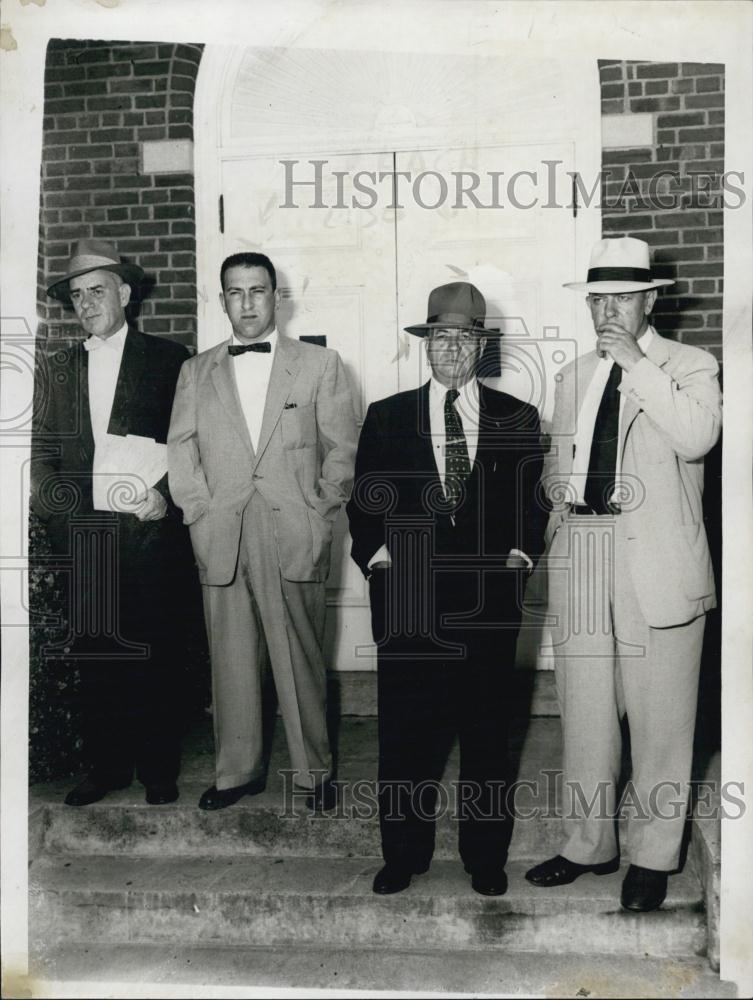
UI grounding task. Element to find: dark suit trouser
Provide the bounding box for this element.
[51,512,189,787]
[372,561,522,872]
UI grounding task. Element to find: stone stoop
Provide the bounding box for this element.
[27,716,732,997]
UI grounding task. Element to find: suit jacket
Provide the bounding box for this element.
[167,334,358,586]
[542,331,722,628]
[31,328,190,554]
[347,382,546,623]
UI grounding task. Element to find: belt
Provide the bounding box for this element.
[569,502,622,516]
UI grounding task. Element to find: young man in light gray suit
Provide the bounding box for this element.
[168,252,357,811]
[525,238,722,912]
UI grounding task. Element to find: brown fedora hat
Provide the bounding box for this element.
[46,239,145,303]
[404,281,501,338]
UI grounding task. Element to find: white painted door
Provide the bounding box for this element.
[221,153,399,669]
[220,144,578,671]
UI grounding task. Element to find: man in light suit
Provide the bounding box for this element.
[525,237,722,911]
[33,239,192,806]
[347,282,546,896]
[168,252,357,811]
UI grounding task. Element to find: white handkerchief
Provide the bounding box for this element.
[92,434,168,512]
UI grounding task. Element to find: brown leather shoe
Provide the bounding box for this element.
[525,854,620,887]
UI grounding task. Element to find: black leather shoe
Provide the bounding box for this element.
[525,854,620,887]
[306,779,338,812]
[620,864,668,912]
[145,782,179,805]
[64,775,130,807]
[198,778,265,811]
[373,862,431,894]
[467,866,508,896]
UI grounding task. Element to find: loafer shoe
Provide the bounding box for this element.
[145,782,179,805]
[525,854,620,887]
[64,775,130,807]
[306,779,338,813]
[372,861,429,895]
[620,864,668,912]
[468,866,508,896]
[198,778,265,811]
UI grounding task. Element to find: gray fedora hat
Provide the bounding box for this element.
[46,239,145,303]
[404,281,501,337]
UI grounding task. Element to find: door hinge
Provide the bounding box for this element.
[218,194,225,234]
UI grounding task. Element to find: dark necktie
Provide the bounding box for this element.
[228,342,271,356]
[584,361,622,513]
[444,388,471,508]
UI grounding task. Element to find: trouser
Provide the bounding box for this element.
[547,512,705,871]
[202,491,331,792]
[54,513,187,787]
[371,562,521,872]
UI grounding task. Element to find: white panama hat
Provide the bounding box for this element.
[564,237,675,293]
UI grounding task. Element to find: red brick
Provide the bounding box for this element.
[604,213,654,230]
[141,190,169,204]
[636,63,678,79]
[677,127,724,142]
[138,126,168,141]
[46,66,86,83]
[134,96,166,110]
[682,228,723,244]
[76,113,102,128]
[86,62,132,80]
[155,173,194,188]
[631,97,681,113]
[601,99,625,115]
[110,79,154,95]
[170,59,199,80]
[696,76,722,93]
[681,63,724,76]
[45,177,66,192]
[106,207,129,222]
[66,175,113,191]
[677,262,723,277]
[654,211,708,229]
[123,113,145,127]
[133,60,171,77]
[111,45,159,62]
[112,175,149,189]
[171,284,196,298]
[602,149,653,165]
[670,78,694,95]
[110,159,140,176]
[153,204,191,220]
[708,110,725,125]
[44,84,65,100]
[656,113,705,129]
[82,208,108,222]
[628,82,642,97]
[171,254,194,267]
[645,80,669,95]
[154,300,195,315]
[139,222,171,236]
[69,47,112,65]
[145,111,167,125]
[87,96,133,111]
[685,94,725,109]
[68,144,112,160]
[92,191,140,206]
[138,254,170,268]
[707,244,724,260]
[45,99,83,115]
[93,128,135,143]
[113,143,140,157]
[168,92,194,110]
[600,65,625,83]
[168,125,194,140]
[46,160,92,177]
[692,279,716,293]
[110,238,156,254]
[171,220,195,234]
[158,237,194,251]
[652,245,704,262]
[129,207,151,221]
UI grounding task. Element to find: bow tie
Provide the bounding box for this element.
[228,342,271,356]
[83,335,114,352]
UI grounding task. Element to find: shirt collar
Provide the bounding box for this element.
[231,327,277,350]
[84,322,128,352]
[429,376,479,408]
[637,326,654,353]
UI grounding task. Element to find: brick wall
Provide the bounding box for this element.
[38,39,204,349]
[599,60,724,362]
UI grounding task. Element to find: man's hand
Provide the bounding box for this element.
[370,560,391,570]
[133,487,168,521]
[505,552,529,570]
[595,324,644,372]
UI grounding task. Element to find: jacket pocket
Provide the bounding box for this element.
[281,402,316,449]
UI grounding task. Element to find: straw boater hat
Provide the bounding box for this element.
[404,281,501,337]
[563,237,674,294]
[46,239,145,303]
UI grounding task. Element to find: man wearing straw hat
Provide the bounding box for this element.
[347,281,546,897]
[525,237,722,911]
[33,239,191,807]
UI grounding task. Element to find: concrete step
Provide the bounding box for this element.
[29,854,706,959]
[31,717,572,861]
[27,942,737,998]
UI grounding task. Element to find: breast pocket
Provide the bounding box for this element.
[281,402,317,449]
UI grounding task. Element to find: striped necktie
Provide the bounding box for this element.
[444,388,471,508]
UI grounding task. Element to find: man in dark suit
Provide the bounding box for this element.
[347,282,545,896]
[32,239,191,806]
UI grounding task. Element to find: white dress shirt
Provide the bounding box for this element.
[368,378,531,569]
[86,323,168,511]
[231,328,277,452]
[87,322,128,446]
[568,326,654,505]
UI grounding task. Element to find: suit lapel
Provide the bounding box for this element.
[108,328,145,437]
[253,336,300,467]
[77,342,95,466]
[211,341,255,458]
[619,330,671,461]
[414,382,437,475]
